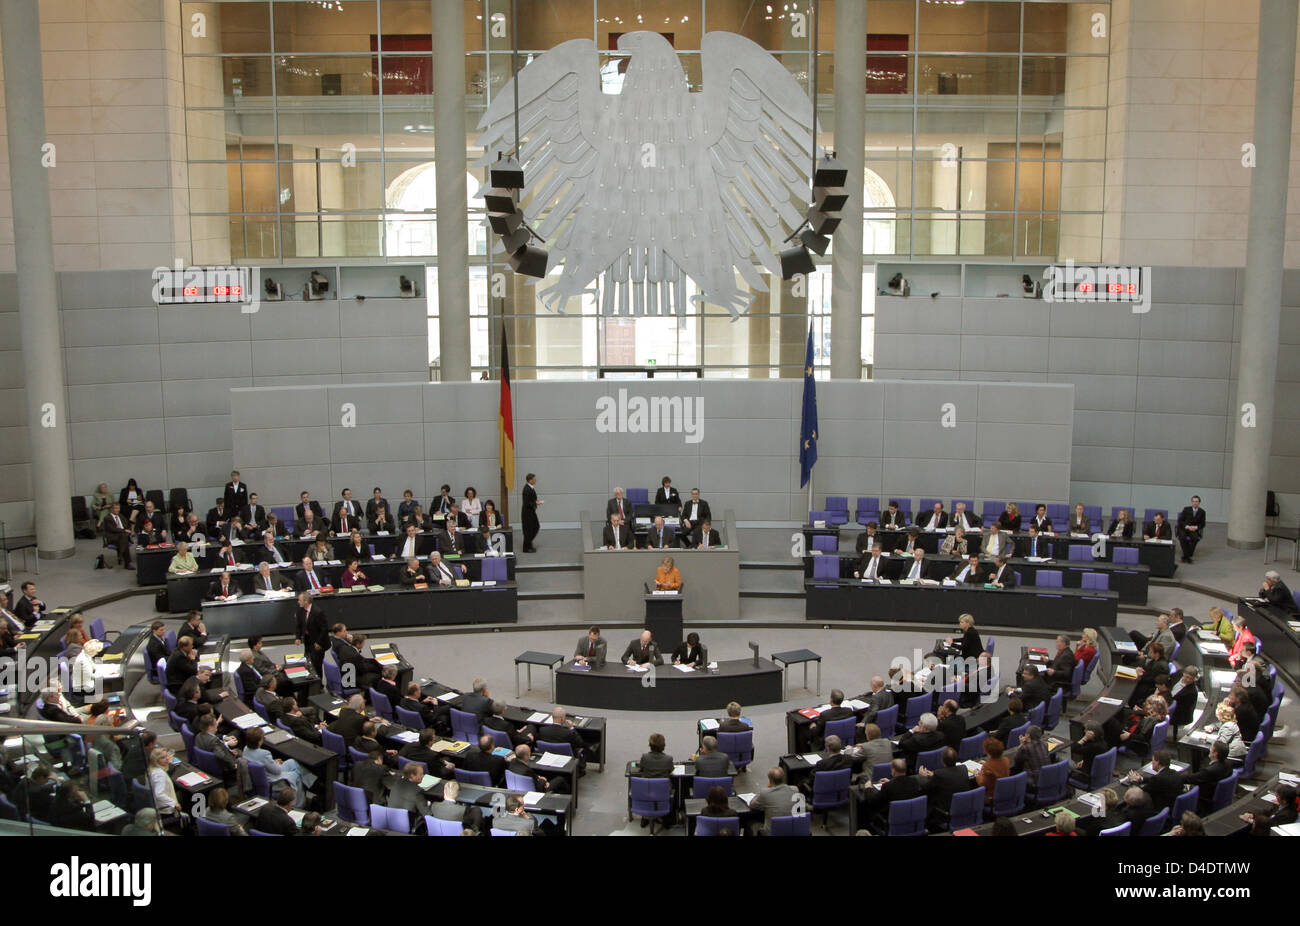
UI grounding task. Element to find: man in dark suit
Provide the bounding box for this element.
[483,699,534,747]
[936,699,966,749]
[637,732,675,777]
[1122,787,1158,835]
[521,473,541,552]
[859,758,925,826]
[368,504,397,535]
[898,713,946,772]
[365,488,390,523]
[252,562,291,596]
[459,678,493,718]
[352,748,396,806]
[950,554,983,585]
[880,501,906,529]
[895,527,922,555]
[443,503,472,532]
[145,620,169,674]
[855,543,888,580]
[101,504,133,568]
[574,626,607,668]
[326,694,369,747]
[236,650,263,703]
[919,748,976,823]
[1008,665,1052,710]
[294,508,326,538]
[255,533,290,566]
[294,491,324,522]
[1020,524,1049,558]
[1175,496,1206,563]
[294,556,327,594]
[386,764,431,824]
[164,637,200,695]
[256,788,301,835]
[400,681,450,733]
[1042,634,1077,692]
[654,477,681,511]
[918,502,948,531]
[435,525,466,558]
[242,492,267,533]
[296,592,329,676]
[808,689,856,746]
[397,728,454,777]
[222,472,248,517]
[799,735,853,797]
[621,630,663,666]
[1184,742,1233,814]
[460,735,508,787]
[680,488,711,533]
[1261,571,1300,615]
[602,513,633,550]
[205,499,232,538]
[429,485,455,517]
[950,502,981,532]
[535,709,588,772]
[606,488,631,523]
[1125,749,1184,812]
[280,697,323,744]
[507,744,570,795]
[374,666,402,707]
[331,627,380,692]
[333,488,363,526]
[1143,511,1173,541]
[691,520,722,548]
[645,516,675,549]
[986,556,1017,588]
[209,570,240,601]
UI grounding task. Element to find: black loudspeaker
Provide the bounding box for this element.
[509,244,549,278]
[780,246,815,279]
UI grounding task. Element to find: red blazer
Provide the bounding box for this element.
[341,568,368,588]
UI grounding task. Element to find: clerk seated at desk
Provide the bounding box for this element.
[396,524,422,561]
[672,631,707,667]
[436,521,467,557]
[575,626,607,668]
[1143,511,1172,541]
[895,527,922,555]
[692,519,722,549]
[1019,524,1050,558]
[654,556,682,591]
[294,508,326,539]
[901,547,928,581]
[949,554,983,585]
[209,570,241,601]
[855,542,887,580]
[253,561,292,594]
[623,630,663,666]
[603,513,633,550]
[645,516,675,550]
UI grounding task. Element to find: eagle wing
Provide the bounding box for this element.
[698,32,817,284]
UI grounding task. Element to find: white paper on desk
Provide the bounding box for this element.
[419,775,438,790]
[844,699,868,711]
[436,692,460,702]
[625,664,649,673]
[526,711,550,724]
[236,797,268,813]
[699,718,719,731]
[1096,696,1124,706]
[1114,640,1138,652]
[210,567,224,574]
[1026,556,1051,563]
[941,578,957,587]
[93,664,122,679]
[327,560,342,566]
[738,792,757,804]
[1199,640,1229,656]
[287,810,306,825]
[801,754,824,765]
[537,752,569,769]
[962,760,983,775]
[1272,822,1300,836]
[673,664,695,673]
[1146,539,1173,544]
[875,578,892,584]
[346,826,370,836]
[230,712,263,730]
[93,800,127,823]
[672,764,687,776]
[920,578,940,586]
[1196,630,1221,641]
[1212,670,1237,688]
[1186,730,1215,743]
[176,772,210,787]
[1141,760,1188,774]
[1279,772,1300,786]
[523,791,545,806]
[391,730,419,743]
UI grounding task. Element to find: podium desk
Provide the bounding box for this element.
[644,592,684,649]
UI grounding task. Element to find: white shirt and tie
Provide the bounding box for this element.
[907,558,923,580]
[402,535,416,559]
[956,563,972,582]
[864,556,881,579]
[267,545,285,564]
[261,574,276,591]
[435,561,453,583]
[307,570,321,591]
[687,501,699,522]
[614,528,623,550]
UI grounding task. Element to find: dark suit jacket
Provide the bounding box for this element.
[256,804,300,836]
[645,526,676,549]
[575,635,607,668]
[165,652,197,694]
[333,499,364,525]
[205,506,232,535]
[1262,580,1299,614]
[208,577,239,600]
[400,697,447,731]
[923,766,976,812]
[522,484,538,511]
[223,482,249,515]
[680,498,712,525]
[1176,506,1206,537]
[1018,676,1053,710]
[637,751,675,777]
[1142,767,1185,812]
[918,511,948,530]
[1144,520,1172,540]
[880,509,907,528]
[898,729,946,763]
[998,513,1022,532]
[366,498,391,522]
[368,515,398,535]
[1068,515,1090,533]
[938,714,967,749]
[605,497,633,521]
[874,774,924,809]
[352,760,395,805]
[146,635,169,672]
[242,504,267,529]
[483,714,531,747]
[950,562,983,585]
[654,487,682,508]
[693,751,730,778]
[621,640,663,665]
[672,643,707,667]
[255,543,289,566]
[294,501,325,522]
[299,606,329,650]
[1019,534,1051,558]
[1030,516,1053,532]
[327,708,368,747]
[435,531,466,558]
[294,569,326,593]
[459,747,508,787]
[386,777,430,820]
[602,523,634,549]
[283,712,322,745]
[294,516,326,537]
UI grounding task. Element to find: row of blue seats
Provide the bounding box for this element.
[812,497,1173,527]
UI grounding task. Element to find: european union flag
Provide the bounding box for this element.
[799,326,819,488]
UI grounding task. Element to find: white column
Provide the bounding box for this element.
[1,0,75,557]
[1226,0,1298,548]
[435,0,471,381]
[831,0,865,380]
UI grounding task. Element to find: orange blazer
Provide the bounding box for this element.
[655,566,682,590]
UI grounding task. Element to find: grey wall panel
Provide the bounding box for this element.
[1048,337,1139,374]
[882,458,976,498]
[1048,373,1137,411]
[231,387,329,428]
[161,341,250,381]
[423,422,499,463]
[67,381,163,422]
[65,345,162,386]
[59,270,154,310]
[975,461,1072,503]
[0,352,25,389]
[69,419,166,460]
[816,382,885,420]
[1046,302,1142,339]
[72,456,168,495]
[238,464,333,506]
[329,424,426,464]
[157,305,253,344]
[61,307,159,347]
[1134,376,1229,415]
[341,337,427,375]
[1132,412,1227,452]
[249,301,341,341]
[252,339,341,377]
[960,335,1049,374]
[977,382,1074,424]
[0,391,26,428]
[165,451,234,493]
[0,465,34,503]
[328,463,428,500]
[1150,267,1239,305]
[1136,340,1231,379]
[324,383,424,426]
[164,415,232,454]
[251,374,344,387]
[0,427,29,465]
[962,299,1052,337]
[1072,410,1137,447]
[703,381,794,418]
[163,378,250,418]
[234,426,331,467]
[1138,303,1235,341]
[977,423,1072,463]
[338,299,427,338]
[1069,445,1134,484]
[1131,449,1226,488]
[816,418,885,458]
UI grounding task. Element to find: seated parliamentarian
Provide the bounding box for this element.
[901,547,927,581]
[342,528,367,562]
[168,541,198,575]
[1029,504,1053,533]
[855,542,887,580]
[998,502,1022,533]
[950,502,981,532]
[396,523,422,561]
[672,631,707,667]
[427,551,460,585]
[918,501,947,531]
[895,527,922,554]
[622,630,663,666]
[295,507,325,538]
[880,499,906,529]
[1068,502,1090,534]
[208,569,240,601]
[603,512,633,550]
[252,561,292,594]
[655,476,682,510]
[855,521,880,554]
[1019,523,1049,558]
[692,518,721,549]
[982,527,1011,559]
[402,503,432,533]
[311,536,333,564]
[654,555,682,591]
[1143,511,1173,541]
[680,488,711,533]
[436,518,467,556]
[294,555,326,593]
[480,500,502,530]
[939,525,968,557]
[444,502,472,531]
[256,530,290,565]
[949,554,983,585]
[135,516,165,546]
[397,489,417,523]
[574,626,607,668]
[399,556,429,587]
[645,515,675,549]
[1108,508,1135,538]
[341,558,369,588]
[985,555,1016,587]
[205,499,231,537]
[215,540,239,568]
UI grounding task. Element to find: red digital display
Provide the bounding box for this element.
[1076,282,1093,293]
[213,286,230,296]
[1107,283,1137,294]
[183,286,199,297]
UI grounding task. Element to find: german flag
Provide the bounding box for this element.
[498,321,516,493]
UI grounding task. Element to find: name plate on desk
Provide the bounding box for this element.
[650,590,678,596]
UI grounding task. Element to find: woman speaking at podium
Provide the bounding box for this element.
[654,555,682,591]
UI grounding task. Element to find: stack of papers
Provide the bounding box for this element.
[672,764,687,776]
[1198,640,1228,656]
[737,792,756,804]
[1114,640,1138,653]
[1112,665,1138,680]
[92,800,127,823]
[526,711,551,724]
[625,664,650,673]
[1096,696,1124,706]
[176,771,211,787]
[802,754,824,765]
[374,652,399,665]
[391,730,419,743]
[536,752,570,769]
[436,692,460,702]
[346,827,370,836]
[699,718,720,731]
[237,797,269,813]
[672,664,695,673]
[523,791,545,806]
[230,713,263,730]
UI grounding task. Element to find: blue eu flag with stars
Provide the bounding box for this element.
[799,327,819,488]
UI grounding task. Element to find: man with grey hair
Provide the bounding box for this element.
[748,766,797,835]
[483,698,533,747]
[693,735,730,777]
[535,706,588,773]
[235,649,262,702]
[1122,786,1157,834]
[800,734,852,797]
[460,677,492,717]
[1261,570,1300,615]
[606,488,630,523]
[1011,724,1050,789]
[898,712,945,773]
[121,806,163,836]
[1129,612,1175,655]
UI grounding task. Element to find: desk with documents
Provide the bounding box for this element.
[214,694,340,809]
[556,657,784,712]
[200,581,518,637]
[625,758,739,818]
[804,578,1119,630]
